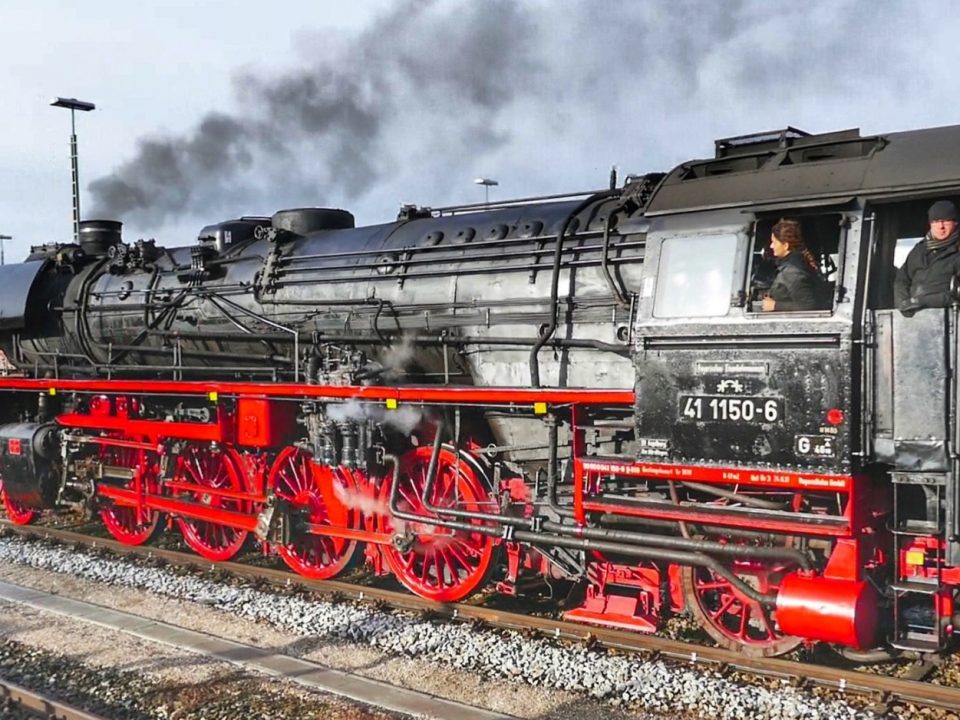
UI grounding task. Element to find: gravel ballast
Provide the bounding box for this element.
[0,534,879,719]
[0,637,404,719]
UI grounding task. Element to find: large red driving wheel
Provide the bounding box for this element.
[98,442,163,546]
[269,447,361,580]
[381,446,495,602]
[174,444,250,562]
[680,551,802,657]
[0,476,37,525]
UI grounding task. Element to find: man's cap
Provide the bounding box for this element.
[928,200,959,222]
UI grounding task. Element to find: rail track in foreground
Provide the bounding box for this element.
[4,522,959,715]
[0,676,110,720]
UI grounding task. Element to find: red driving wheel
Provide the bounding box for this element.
[269,447,361,579]
[381,446,495,602]
[98,441,163,546]
[681,550,802,657]
[174,444,250,561]
[0,475,37,525]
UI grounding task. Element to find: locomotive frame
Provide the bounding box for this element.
[2,124,960,659]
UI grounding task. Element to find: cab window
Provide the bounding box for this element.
[746,213,842,313]
[868,197,959,310]
[654,233,737,318]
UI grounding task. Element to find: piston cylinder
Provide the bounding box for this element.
[775,572,878,648]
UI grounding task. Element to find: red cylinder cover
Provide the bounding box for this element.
[776,573,878,648]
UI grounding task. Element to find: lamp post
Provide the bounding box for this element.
[50,97,96,243]
[474,177,499,205]
[0,235,9,266]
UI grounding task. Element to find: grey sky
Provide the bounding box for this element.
[0,0,954,261]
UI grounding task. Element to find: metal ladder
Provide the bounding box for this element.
[889,472,946,653]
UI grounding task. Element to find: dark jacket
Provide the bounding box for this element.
[894,235,960,313]
[767,252,824,311]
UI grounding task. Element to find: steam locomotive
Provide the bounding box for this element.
[1,123,958,659]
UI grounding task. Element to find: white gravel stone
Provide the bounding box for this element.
[0,536,879,720]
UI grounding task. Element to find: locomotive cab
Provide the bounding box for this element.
[634,205,855,474]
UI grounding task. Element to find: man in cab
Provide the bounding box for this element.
[896,200,960,316]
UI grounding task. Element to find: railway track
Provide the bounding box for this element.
[0,676,109,720]
[5,521,959,715]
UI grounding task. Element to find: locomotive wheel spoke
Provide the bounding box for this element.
[738,604,751,639]
[0,477,37,526]
[709,594,736,622]
[398,485,422,512]
[98,439,162,546]
[759,606,778,640]
[449,538,480,562]
[680,537,803,658]
[696,580,729,592]
[381,445,495,603]
[268,447,361,580]
[174,444,249,562]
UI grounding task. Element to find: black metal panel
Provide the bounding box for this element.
[873,309,949,471]
[635,325,850,472]
[0,423,60,508]
[0,260,46,330]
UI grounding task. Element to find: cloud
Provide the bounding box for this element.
[88,0,536,228]
[87,0,953,237]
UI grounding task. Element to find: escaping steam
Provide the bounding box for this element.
[326,398,423,435]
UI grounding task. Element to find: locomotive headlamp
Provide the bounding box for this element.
[825,408,845,426]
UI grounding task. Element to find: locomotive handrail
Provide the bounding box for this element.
[601,209,630,307]
[431,188,608,215]
[277,236,644,274]
[207,293,301,382]
[530,190,620,387]
[280,227,611,262]
[273,254,641,287]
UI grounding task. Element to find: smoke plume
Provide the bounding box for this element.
[88,0,917,236]
[89,0,535,228]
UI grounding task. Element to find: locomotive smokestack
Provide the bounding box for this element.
[609,165,618,190]
[77,220,121,257]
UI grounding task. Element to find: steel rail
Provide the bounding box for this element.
[3,522,958,713]
[0,676,109,720]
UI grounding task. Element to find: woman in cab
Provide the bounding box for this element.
[760,219,825,312]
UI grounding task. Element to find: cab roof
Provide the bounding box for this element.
[645,123,960,215]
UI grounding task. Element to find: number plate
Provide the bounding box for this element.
[794,434,836,458]
[679,395,783,423]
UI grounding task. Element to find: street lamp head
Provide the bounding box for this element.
[50,97,95,112]
[474,177,499,187]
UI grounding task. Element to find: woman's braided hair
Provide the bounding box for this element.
[772,219,819,272]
